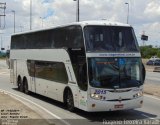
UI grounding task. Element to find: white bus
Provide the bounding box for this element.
[10,21,145,112]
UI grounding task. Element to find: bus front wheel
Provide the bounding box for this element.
[66,90,74,112]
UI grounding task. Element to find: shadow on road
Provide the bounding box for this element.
[12,88,157,123]
[74,109,157,121]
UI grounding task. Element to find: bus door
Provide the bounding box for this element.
[65,64,79,108]
[10,59,17,85]
[77,61,88,110]
[29,60,36,93]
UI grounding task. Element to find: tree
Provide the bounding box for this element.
[140,45,160,58]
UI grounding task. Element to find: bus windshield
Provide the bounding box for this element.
[84,26,139,52]
[88,57,142,89]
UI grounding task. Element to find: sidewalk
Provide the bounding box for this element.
[0,91,50,125]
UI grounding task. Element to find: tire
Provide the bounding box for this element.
[19,82,24,92]
[24,79,30,94]
[66,90,74,112]
[17,77,21,91]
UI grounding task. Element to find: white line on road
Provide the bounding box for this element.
[0,89,71,125]
[0,72,9,75]
[146,77,160,81]
[141,114,155,119]
[141,114,149,118]
[144,94,160,101]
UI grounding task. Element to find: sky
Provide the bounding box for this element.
[0,0,160,50]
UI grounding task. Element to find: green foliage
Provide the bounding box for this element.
[0,51,6,58]
[157,50,160,58]
[140,46,160,58]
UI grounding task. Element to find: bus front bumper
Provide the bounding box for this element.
[86,97,143,112]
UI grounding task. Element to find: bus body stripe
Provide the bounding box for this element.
[86,53,141,57]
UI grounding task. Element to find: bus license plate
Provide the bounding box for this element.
[114,104,123,109]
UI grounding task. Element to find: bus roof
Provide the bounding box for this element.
[74,20,131,27]
[12,20,131,36]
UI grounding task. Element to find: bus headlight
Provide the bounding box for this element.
[133,91,143,98]
[91,93,101,100]
[137,91,143,97]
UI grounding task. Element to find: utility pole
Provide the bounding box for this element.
[0,33,4,51]
[0,2,6,29]
[11,10,15,33]
[73,0,80,22]
[125,2,129,24]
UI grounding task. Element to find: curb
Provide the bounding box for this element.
[153,67,160,72]
[145,66,160,72]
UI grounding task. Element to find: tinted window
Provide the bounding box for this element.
[11,25,84,49]
[27,60,35,77]
[11,35,25,49]
[88,57,142,89]
[27,61,68,84]
[84,26,139,52]
[53,26,84,48]
[35,61,68,83]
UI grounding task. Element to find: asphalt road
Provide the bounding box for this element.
[145,71,160,85]
[0,60,160,125]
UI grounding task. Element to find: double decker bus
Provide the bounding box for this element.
[10,21,145,112]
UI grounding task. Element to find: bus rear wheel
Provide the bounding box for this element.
[19,82,24,92]
[17,77,22,91]
[24,79,30,94]
[66,90,74,112]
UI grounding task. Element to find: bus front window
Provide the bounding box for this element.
[84,26,139,52]
[88,58,143,89]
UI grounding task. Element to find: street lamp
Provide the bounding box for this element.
[40,17,44,28]
[11,10,15,33]
[73,0,79,22]
[30,0,32,30]
[19,25,23,32]
[125,2,129,24]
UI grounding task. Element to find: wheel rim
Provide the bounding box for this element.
[67,90,74,110]
[18,82,21,90]
[19,83,23,92]
[18,78,21,90]
[24,81,28,94]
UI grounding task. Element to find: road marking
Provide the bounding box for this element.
[0,89,71,125]
[141,114,150,118]
[146,77,160,81]
[144,94,160,101]
[141,114,155,120]
[0,72,9,75]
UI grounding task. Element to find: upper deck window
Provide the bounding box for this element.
[84,26,139,52]
[11,25,84,49]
